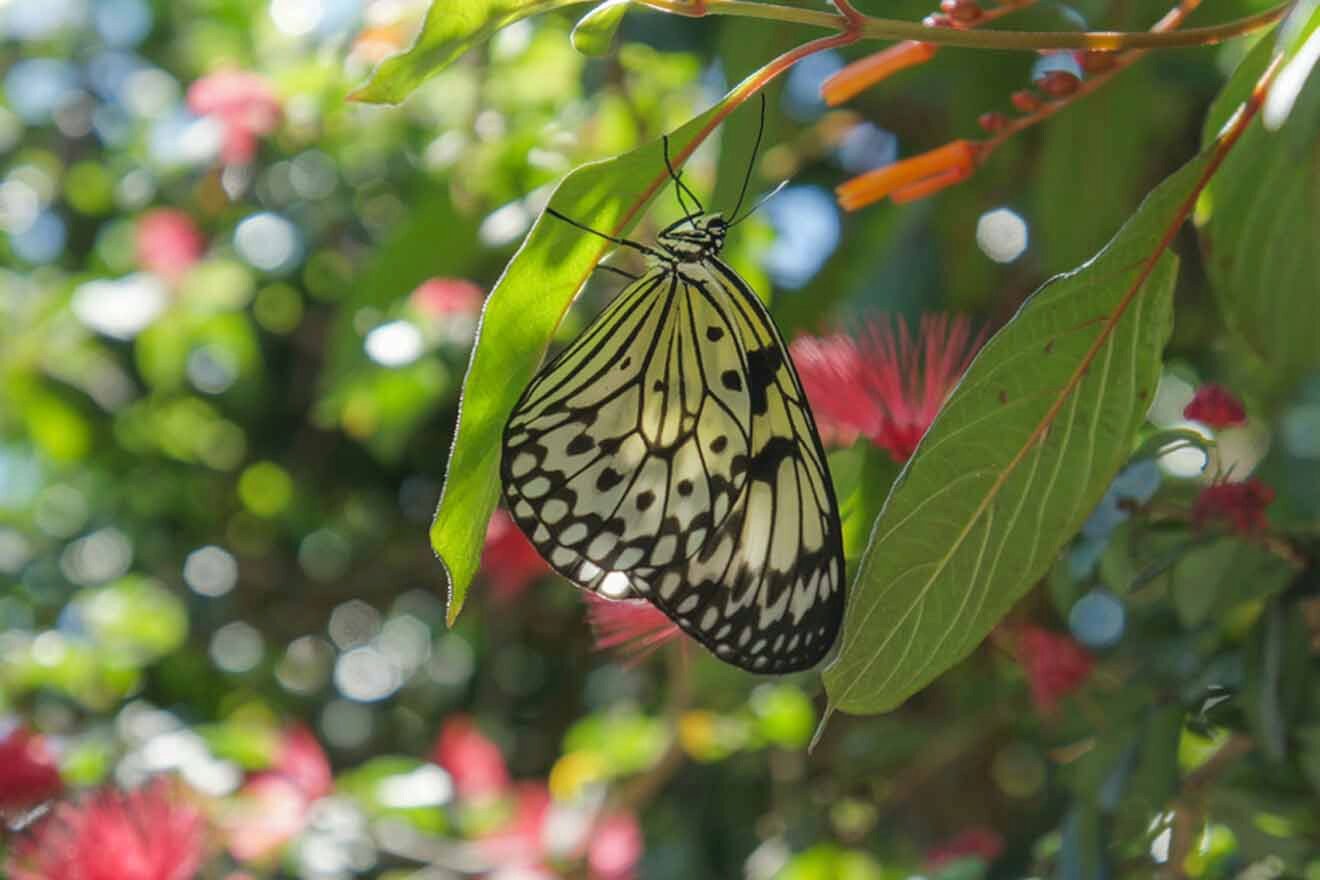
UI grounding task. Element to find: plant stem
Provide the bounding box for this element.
[633,0,1290,52]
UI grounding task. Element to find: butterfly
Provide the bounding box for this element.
[500,105,843,673]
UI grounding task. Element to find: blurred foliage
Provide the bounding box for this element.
[1,0,1319,878]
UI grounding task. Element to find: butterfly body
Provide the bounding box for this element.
[501,212,844,672]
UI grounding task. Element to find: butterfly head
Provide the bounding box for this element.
[657,213,727,261]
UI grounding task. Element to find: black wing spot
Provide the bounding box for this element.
[596,468,624,491]
[598,437,624,454]
[567,434,594,455]
[636,491,656,511]
[707,326,724,341]
[620,356,632,369]
[677,479,694,496]
[721,370,742,392]
[745,347,783,415]
[653,380,666,392]
[710,435,728,453]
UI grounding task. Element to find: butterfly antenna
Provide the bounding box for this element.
[729,179,788,228]
[544,207,662,259]
[663,134,704,222]
[729,92,767,225]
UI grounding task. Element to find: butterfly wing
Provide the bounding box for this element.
[502,265,753,593]
[640,258,844,672]
[502,256,844,673]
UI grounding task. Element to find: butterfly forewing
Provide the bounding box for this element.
[501,213,844,673]
[502,266,753,590]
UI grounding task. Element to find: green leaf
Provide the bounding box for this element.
[1199,24,1320,379]
[570,0,629,56]
[823,152,1206,715]
[1170,536,1297,629]
[351,0,589,104]
[430,88,751,624]
[1033,64,1164,271]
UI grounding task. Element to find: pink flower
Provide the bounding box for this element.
[482,509,550,602]
[6,777,206,880]
[411,278,483,317]
[926,826,1004,869]
[1192,478,1275,536]
[224,775,307,864]
[186,71,281,165]
[479,782,551,867]
[135,210,204,283]
[0,725,62,819]
[1183,384,1246,428]
[270,725,331,801]
[223,726,330,864]
[1015,625,1093,716]
[588,812,643,880]
[584,594,682,662]
[790,314,983,462]
[432,715,511,800]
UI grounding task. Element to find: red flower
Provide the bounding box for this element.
[186,71,281,165]
[135,209,204,283]
[790,314,983,462]
[1183,383,1247,428]
[432,715,511,800]
[482,509,550,602]
[588,811,643,880]
[6,778,206,880]
[926,826,1005,869]
[1192,478,1275,536]
[0,726,62,819]
[1016,625,1093,716]
[584,594,682,662]
[411,278,483,317]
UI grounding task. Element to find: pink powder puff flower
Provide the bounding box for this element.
[135,209,205,283]
[6,777,206,880]
[926,826,1005,870]
[432,715,511,800]
[411,278,483,317]
[1183,383,1247,428]
[588,811,644,880]
[584,593,682,663]
[1015,625,1093,716]
[186,71,281,166]
[790,314,983,462]
[482,509,550,603]
[0,725,62,820]
[1191,478,1276,536]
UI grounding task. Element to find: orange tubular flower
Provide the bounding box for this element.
[821,41,938,106]
[836,140,979,211]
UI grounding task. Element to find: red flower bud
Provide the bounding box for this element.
[1011,89,1042,112]
[1036,69,1081,97]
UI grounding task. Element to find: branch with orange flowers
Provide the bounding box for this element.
[631,0,1288,52]
[827,0,1266,211]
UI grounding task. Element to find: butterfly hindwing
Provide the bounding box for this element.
[642,258,843,672]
